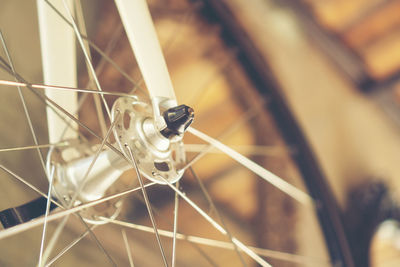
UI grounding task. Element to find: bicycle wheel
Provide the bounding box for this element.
[0,0,352,266]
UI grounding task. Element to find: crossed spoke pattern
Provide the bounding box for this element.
[0,0,333,266]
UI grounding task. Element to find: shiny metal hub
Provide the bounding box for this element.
[111,96,187,184]
[46,96,194,223]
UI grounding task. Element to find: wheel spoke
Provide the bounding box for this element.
[126,145,169,267]
[115,0,177,103]
[38,166,55,267]
[0,182,155,240]
[0,164,117,267]
[0,36,91,260]
[73,0,108,137]
[0,165,61,208]
[79,216,118,267]
[188,127,313,205]
[41,111,120,265]
[171,182,179,267]
[0,62,87,141]
[61,0,111,122]
[89,23,124,84]
[0,142,69,153]
[0,1,335,265]
[189,167,247,266]
[0,79,136,98]
[184,144,287,157]
[72,111,121,207]
[126,182,218,266]
[43,0,145,95]
[45,224,97,267]
[126,3,199,97]
[102,218,331,266]
[0,31,50,184]
[152,173,271,267]
[182,104,261,171]
[52,16,122,142]
[122,229,135,267]
[0,64,132,167]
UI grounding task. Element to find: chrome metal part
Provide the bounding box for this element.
[112,96,186,184]
[45,96,191,223]
[46,140,127,224]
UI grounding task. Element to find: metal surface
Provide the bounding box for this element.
[112,97,186,184]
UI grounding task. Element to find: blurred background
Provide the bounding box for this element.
[245,0,400,266]
[0,0,400,266]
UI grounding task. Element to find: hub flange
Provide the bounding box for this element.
[112,97,187,184]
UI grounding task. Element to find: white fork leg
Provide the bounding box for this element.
[37,0,78,143]
[114,0,177,114]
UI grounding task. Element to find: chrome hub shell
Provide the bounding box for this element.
[112,96,186,184]
[46,96,187,224]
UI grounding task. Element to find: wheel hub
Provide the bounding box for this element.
[111,96,189,184]
[46,96,194,223]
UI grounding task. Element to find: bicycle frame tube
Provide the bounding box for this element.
[37,0,78,143]
[114,0,178,114]
[35,0,184,205]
